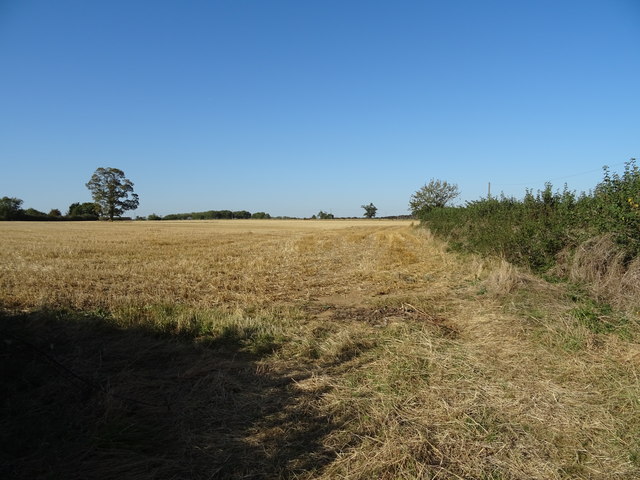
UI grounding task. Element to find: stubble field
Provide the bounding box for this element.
[1,220,640,479]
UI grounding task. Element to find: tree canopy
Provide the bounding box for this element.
[67,202,99,218]
[0,196,23,220]
[409,179,460,216]
[361,203,377,218]
[86,168,139,220]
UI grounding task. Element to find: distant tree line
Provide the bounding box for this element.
[152,210,271,220]
[0,198,273,222]
[3,167,275,222]
[0,197,100,221]
[4,166,403,222]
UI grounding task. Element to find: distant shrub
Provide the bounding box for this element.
[317,211,334,219]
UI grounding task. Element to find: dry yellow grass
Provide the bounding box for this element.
[555,234,640,313]
[2,220,640,479]
[1,219,419,309]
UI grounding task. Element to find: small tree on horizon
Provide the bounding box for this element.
[361,203,377,218]
[86,167,139,221]
[317,211,334,219]
[409,179,460,216]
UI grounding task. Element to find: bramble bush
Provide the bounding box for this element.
[590,160,640,258]
[421,159,640,271]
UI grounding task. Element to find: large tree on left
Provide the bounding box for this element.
[86,167,139,220]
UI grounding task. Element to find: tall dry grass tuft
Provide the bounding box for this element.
[557,234,640,312]
[484,258,532,296]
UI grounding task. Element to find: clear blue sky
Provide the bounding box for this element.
[1,0,639,217]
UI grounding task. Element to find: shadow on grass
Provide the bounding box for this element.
[0,309,335,479]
